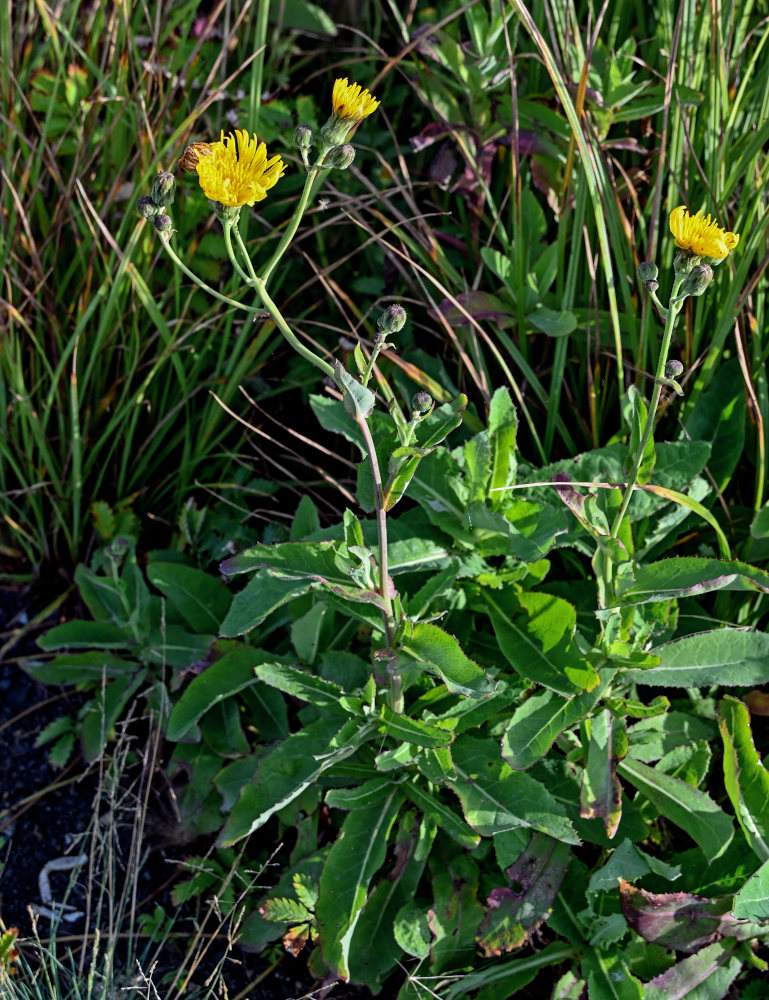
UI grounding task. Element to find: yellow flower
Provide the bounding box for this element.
[331,78,380,123]
[669,205,739,260]
[196,130,285,208]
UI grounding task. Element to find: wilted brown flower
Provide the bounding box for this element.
[178,141,212,172]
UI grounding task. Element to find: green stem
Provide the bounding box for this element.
[222,219,254,286]
[356,413,401,711]
[259,164,323,285]
[157,233,264,316]
[228,224,334,378]
[610,274,686,540]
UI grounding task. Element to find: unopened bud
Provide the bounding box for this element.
[137,195,159,218]
[294,125,313,150]
[327,143,356,170]
[151,171,176,207]
[673,250,698,276]
[152,213,173,233]
[178,142,211,172]
[637,261,658,284]
[377,304,407,334]
[412,391,433,417]
[681,263,713,298]
[665,360,684,378]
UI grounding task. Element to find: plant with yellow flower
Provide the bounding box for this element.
[600,202,740,602]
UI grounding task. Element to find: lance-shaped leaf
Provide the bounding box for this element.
[146,561,232,633]
[449,737,579,844]
[402,780,480,849]
[376,705,455,748]
[623,385,656,485]
[581,947,644,1000]
[316,785,403,981]
[220,570,315,636]
[581,710,627,839]
[502,676,609,771]
[219,717,366,845]
[617,758,733,863]
[383,445,433,510]
[255,662,346,712]
[402,622,496,698]
[732,858,769,921]
[333,359,376,419]
[620,880,769,952]
[616,557,769,605]
[488,386,518,502]
[415,394,467,449]
[624,628,769,688]
[477,833,571,956]
[643,940,742,1000]
[348,814,436,991]
[718,695,769,862]
[428,853,486,974]
[486,590,600,696]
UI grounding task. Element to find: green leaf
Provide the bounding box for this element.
[377,705,455,748]
[501,677,608,771]
[309,395,365,451]
[219,718,359,845]
[625,629,769,687]
[394,902,432,959]
[325,778,397,810]
[617,758,733,863]
[732,859,769,921]
[643,940,742,1000]
[37,620,132,650]
[582,948,644,1000]
[487,386,518,503]
[259,896,312,925]
[415,394,467,449]
[146,561,231,634]
[624,385,656,486]
[277,0,338,36]
[403,622,496,698]
[580,710,627,839]
[463,431,492,504]
[428,853,485,974]
[255,661,346,711]
[316,785,403,980]
[486,590,600,696]
[81,669,147,760]
[221,539,352,580]
[333,360,376,420]
[220,570,314,636]
[617,557,769,605]
[291,602,333,665]
[449,737,579,844]
[718,696,769,862]
[167,645,278,741]
[349,814,436,991]
[527,304,577,338]
[383,445,433,510]
[444,943,577,1000]
[290,494,321,540]
[402,780,480,849]
[24,651,140,684]
[588,839,681,893]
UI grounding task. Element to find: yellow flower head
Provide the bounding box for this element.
[332,78,380,124]
[196,130,285,208]
[669,205,739,260]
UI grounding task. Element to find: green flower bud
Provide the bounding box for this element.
[327,143,356,170]
[137,195,159,218]
[673,250,699,276]
[680,263,713,298]
[294,125,313,150]
[665,360,684,378]
[411,390,433,417]
[151,171,176,207]
[152,213,173,233]
[637,260,658,284]
[377,304,407,334]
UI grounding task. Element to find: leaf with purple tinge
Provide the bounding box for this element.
[619,880,769,952]
[643,940,743,1000]
[477,833,571,956]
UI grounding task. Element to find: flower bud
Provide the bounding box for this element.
[411,390,433,417]
[680,263,713,298]
[152,213,173,233]
[377,304,407,334]
[178,142,211,172]
[673,250,699,276]
[151,171,176,207]
[637,261,658,284]
[327,143,356,170]
[137,195,159,218]
[665,360,684,378]
[294,125,313,150]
